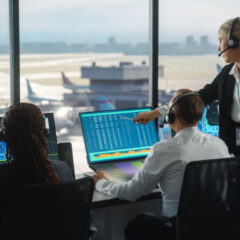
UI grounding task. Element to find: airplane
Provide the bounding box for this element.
[61,72,89,93]
[25,79,75,132]
[97,96,115,110]
[26,79,62,104]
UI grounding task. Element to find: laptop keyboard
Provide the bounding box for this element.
[94,163,134,182]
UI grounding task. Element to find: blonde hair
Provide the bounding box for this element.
[218,18,240,40]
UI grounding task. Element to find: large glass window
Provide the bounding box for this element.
[158,1,240,92]
[0,1,10,112]
[158,1,240,138]
[19,0,149,175]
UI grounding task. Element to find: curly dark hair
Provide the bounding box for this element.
[1,103,60,184]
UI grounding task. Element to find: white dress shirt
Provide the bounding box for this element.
[230,63,240,122]
[96,127,231,217]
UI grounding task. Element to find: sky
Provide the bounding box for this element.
[1,0,240,45]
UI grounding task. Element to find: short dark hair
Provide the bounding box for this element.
[171,89,204,125]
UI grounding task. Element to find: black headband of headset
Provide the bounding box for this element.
[168,92,200,113]
[228,17,240,40]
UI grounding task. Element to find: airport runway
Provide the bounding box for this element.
[0,52,226,175]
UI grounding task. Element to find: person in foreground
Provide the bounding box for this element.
[93,89,231,239]
[0,103,73,228]
[133,17,240,156]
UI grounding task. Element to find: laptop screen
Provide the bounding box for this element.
[0,112,58,163]
[80,108,159,164]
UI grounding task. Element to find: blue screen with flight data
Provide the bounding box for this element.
[80,108,159,163]
[198,101,219,137]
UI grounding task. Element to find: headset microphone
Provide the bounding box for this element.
[159,118,166,128]
[218,46,231,57]
[218,17,240,57]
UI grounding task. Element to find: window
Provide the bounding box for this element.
[19,0,149,175]
[158,0,240,138]
[0,1,10,113]
[158,0,240,92]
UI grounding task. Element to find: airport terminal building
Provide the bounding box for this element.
[63,61,174,109]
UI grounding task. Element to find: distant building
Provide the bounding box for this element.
[108,36,116,45]
[70,43,90,53]
[93,39,133,53]
[200,35,209,48]
[185,35,197,48]
[0,35,218,55]
[80,61,170,109]
[20,42,68,53]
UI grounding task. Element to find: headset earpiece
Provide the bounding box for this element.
[228,36,239,49]
[165,110,175,124]
[164,92,200,125]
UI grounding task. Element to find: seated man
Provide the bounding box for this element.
[92,89,231,239]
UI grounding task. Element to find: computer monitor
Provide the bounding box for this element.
[158,118,172,141]
[80,107,159,163]
[0,112,58,164]
[198,101,219,137]
[44,113,58,160]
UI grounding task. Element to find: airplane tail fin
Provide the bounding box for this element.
[216,64,222,73]
[26,79,36,96]
[61,72,72,85]
[97,96,115,110]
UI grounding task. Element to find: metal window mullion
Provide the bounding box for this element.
[149,0,159,128]
[9,0,20,105]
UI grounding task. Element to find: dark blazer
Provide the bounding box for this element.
[198,62,236,154]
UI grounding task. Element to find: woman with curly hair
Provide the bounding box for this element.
[0,103,73,226]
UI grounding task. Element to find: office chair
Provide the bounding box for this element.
[2,176,94,240]
[129,157,240,240]
[58,142,75,179]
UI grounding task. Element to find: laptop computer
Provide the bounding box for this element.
[79,107,159,182]
[0,112,58,164]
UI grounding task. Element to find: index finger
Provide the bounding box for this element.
[133,113,142,123]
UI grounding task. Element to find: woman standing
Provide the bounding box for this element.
[133,17,240,156]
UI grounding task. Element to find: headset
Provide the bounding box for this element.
[159,92,200,128]
[218,17,240,57]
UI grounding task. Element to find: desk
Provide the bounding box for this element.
[77,173,162,240]
[92,189,162,240]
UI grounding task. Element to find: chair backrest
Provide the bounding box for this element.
[177,157,240,240]
[4,176,94,240]
[57,142,75,179]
